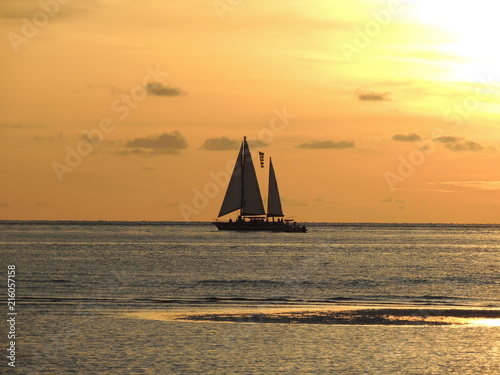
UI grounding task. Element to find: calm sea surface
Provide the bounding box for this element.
[1,222,499,374]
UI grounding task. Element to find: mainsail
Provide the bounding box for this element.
[267,158,284,217]
[218,137,265,217]
[218,143,243,217]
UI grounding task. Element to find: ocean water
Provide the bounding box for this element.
[1,222,499,374]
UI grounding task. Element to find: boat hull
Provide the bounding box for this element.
[213,221,307,232]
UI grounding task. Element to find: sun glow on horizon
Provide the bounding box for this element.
[410,0,500,82]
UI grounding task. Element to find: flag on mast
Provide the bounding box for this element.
[259,152,264,168]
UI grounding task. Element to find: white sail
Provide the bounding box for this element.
[218,138,265,217]
[267,158,284,217]
[241,138,265,216]
[218,143,243,217]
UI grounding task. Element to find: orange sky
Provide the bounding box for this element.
[1,0,500,222]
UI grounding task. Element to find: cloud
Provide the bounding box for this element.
[118,148,180,156]
[247,139,269,148]
[200,137,240,151]
[434,136,462,144]
[434,136,492,152]
[430,181,500,191]
[125,131,188,155]
[297,140,355,149]
[380,198,406,204]
[199,137,269,151]
[32,131,65,142]
[115,149,144,156]
[356,89,392,102]
[80,132,103,145]
[230,14,355,33]
[392,133,422,142]
[446,141,485,152]
[0,123,22,129]
[146,82,185,97]
[0,1,58,19]
[78,84,126,96]
[0,0,97,21]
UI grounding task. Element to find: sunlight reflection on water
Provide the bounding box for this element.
[473,319,500,327]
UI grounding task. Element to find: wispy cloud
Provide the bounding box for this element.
[0,123,22,129]
[434,136,462,144]
[430,181,500,191]
[392,133,421,142]
[0,0,97,21]
[247,139,269,148]
[32,132,65,142]
[200,137,239,151]
[297,140,355,149]
[380,198,406,204]
[434,136,492,152]
[0,1,56,19]
[228,14,355,33]
[146,82,185,97]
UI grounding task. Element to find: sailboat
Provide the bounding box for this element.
[213,137,307,232]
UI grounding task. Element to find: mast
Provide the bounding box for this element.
[240,136,245,217]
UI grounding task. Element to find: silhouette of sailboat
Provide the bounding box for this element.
[213,137,307,232]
